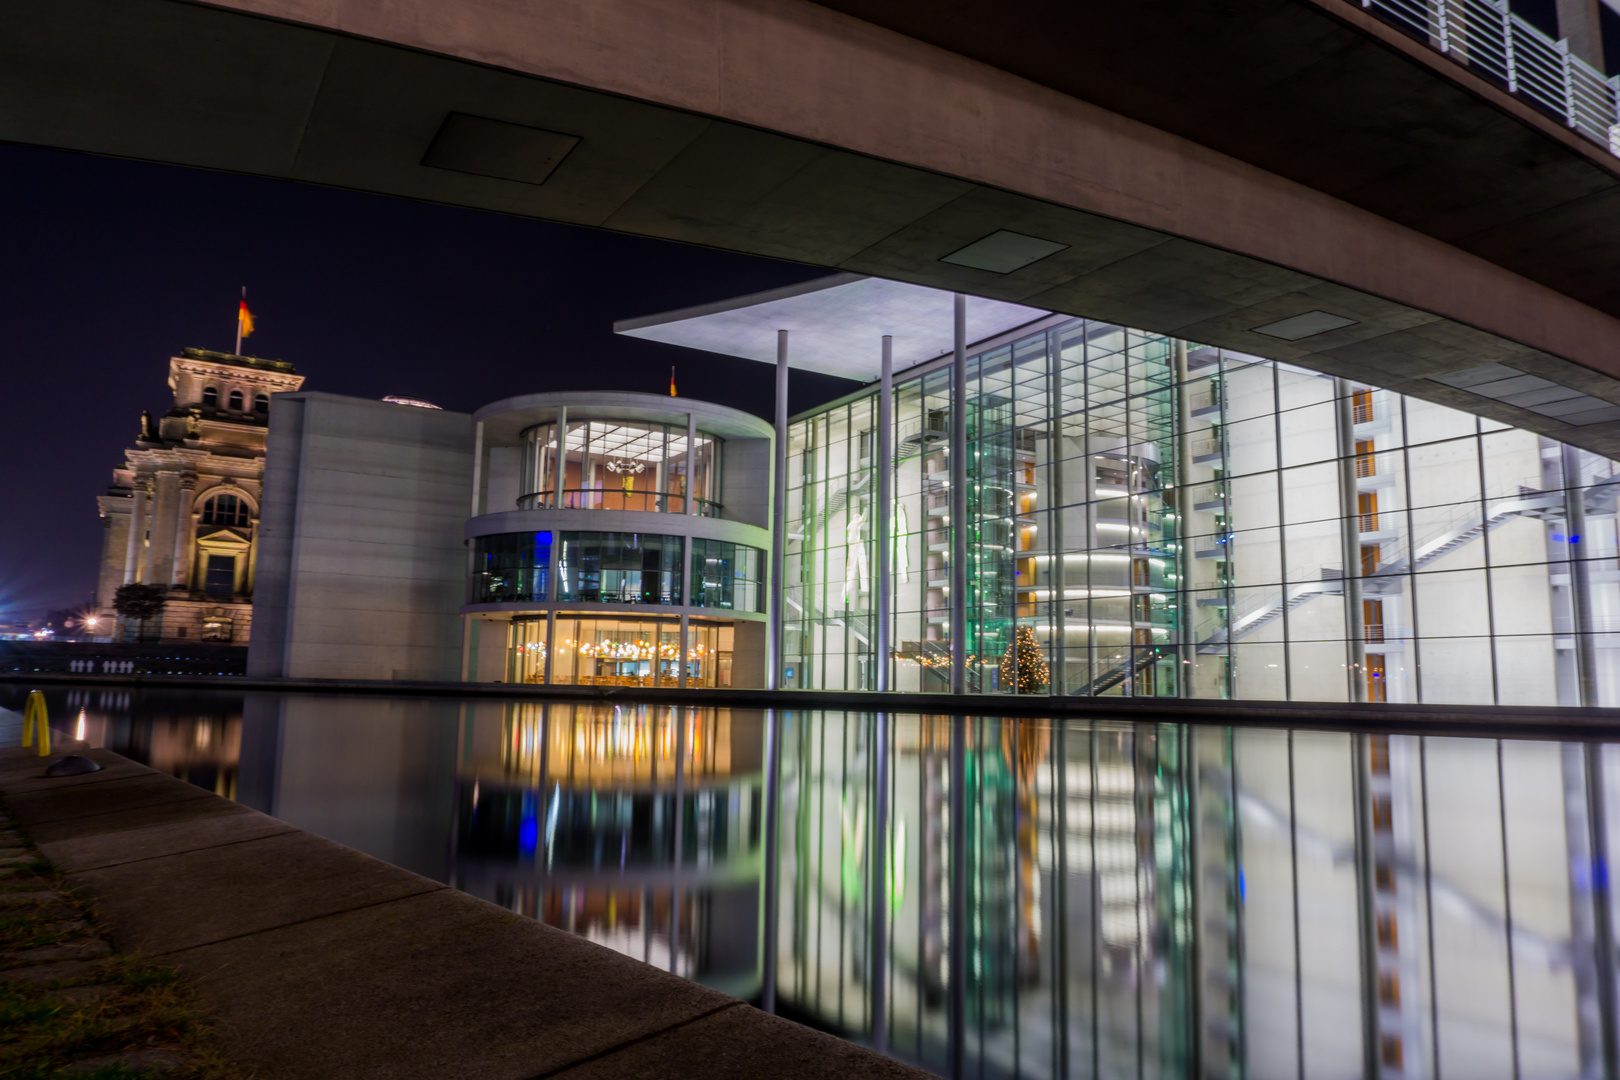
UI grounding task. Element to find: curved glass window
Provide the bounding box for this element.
[690,539,764,612]
[558,531,681,605]
[200,493,250,527]
[471,531,553,604]
[509,615,733,687]
[517,418,722,517]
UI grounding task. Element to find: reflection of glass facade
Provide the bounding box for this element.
[55,688,1620,1077]
[453,702,763,994]
[509,614,735,687]
[518,418,722,516]
[788,316,1620,705]
[775,711,1620,1080]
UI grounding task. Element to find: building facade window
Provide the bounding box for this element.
[557,532,682,605]
[255,393,269,414]
[227,389,244,411]
[471,531,553,604]
[508,614,732,687]
[204,554,236,598]
[690,538,764,611]
[200,493,250,527]
[784,314,1620,706]
[202,386,218,407]
[517,418,722,516]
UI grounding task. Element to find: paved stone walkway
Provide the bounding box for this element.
[0,743,929,1080]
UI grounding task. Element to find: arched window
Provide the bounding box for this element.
[200,493,250,527]
[227,389,244,411]
[255,393,270,415]
[202,386,218,407]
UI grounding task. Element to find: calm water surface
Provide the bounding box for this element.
[4,686,1615,1080]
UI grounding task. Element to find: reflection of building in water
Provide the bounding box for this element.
[773,713,1620,1080]
[452,702,765,996]
[58,687,241,797]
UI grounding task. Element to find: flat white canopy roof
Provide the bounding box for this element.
[614,273,1051,383]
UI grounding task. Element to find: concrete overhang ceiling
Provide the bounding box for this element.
[5,0,1620,454]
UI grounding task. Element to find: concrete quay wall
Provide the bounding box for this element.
[0,744,926,1080]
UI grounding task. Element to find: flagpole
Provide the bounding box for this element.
[235,287,244,355]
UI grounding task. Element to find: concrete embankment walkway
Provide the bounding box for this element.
[0,743,927,1080]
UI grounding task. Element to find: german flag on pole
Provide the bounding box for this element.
[669,366,677,397]
[235,287,254,356]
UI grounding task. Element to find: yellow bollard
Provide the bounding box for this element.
[22,690,50,757]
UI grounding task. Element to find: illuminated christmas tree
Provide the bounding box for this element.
[1000,625,1049,694]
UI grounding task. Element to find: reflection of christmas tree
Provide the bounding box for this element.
[999,625,1049,694]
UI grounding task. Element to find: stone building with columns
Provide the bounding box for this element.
[95,348,304,643]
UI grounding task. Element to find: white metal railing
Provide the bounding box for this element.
[1357,0,1620,155]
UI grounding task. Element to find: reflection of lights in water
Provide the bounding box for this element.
[75,709,86,741]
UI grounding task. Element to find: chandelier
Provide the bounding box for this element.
[605,458,646,475]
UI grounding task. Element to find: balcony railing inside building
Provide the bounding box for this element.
[1354,0,1620,156]
[518,418,722,517]
[515,488,722,517]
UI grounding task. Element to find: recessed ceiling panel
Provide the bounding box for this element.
[940,229,1069,274]
[1251,310,1358,340]
[421,112,579,186]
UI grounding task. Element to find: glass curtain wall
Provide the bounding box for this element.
[785,317,1620,706]
[783,394,880,690]
[519,419,722,516]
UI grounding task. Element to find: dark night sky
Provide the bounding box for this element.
[0,142,859,620]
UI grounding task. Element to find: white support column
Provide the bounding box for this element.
[544,524,561,686]
[470,421,485,517]
[770,330,789,691]
[680,511,692,690]
[553,407,567,510]
[687,411,699,516]
[951,295,968,696]
[170,476,198,588]
[1335,377,1368,703]
[678,614,690,690]
[123,482,147,584]
[876,335,894,693]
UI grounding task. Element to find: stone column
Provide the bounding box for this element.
[123,482,148,584]
[141,475,170,585]
[170,475,198,588]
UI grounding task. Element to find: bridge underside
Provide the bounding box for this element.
[8,0,1620,455]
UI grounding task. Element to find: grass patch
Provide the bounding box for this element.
[0,811,240,1080]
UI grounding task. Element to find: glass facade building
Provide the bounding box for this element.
[784,315,1620,706]
[464,393,774,689]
